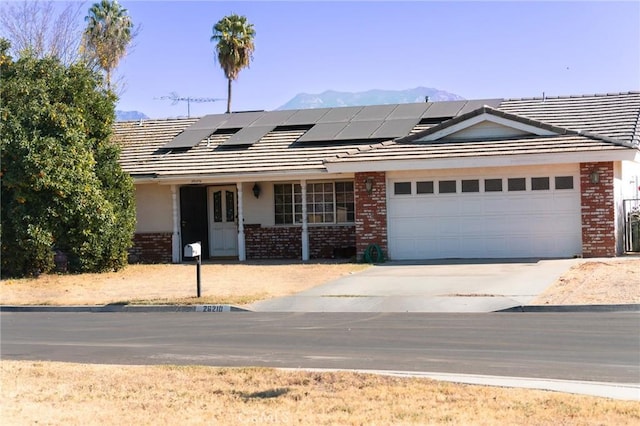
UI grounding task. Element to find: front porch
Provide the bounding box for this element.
[130,177,363,263]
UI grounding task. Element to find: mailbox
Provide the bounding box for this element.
[184,242,201,258]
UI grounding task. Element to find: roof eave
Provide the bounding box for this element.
[325,149,639,174]
[131,168,356,185]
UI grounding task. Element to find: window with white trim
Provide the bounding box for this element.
[555,176,574,190]
[274,181,354,225]
[439,180,457,194]
[274,183,302,225]
[531,177,550,191]
[416,181,434,194]
[394,182,411,195]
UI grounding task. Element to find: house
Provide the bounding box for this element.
[113,91,640,263]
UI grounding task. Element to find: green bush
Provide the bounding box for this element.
[0,41,135,277]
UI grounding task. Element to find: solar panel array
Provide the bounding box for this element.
[335,120,385,140]
[223,126,276,146]
[162,100,499,149]
[163,128,218,149]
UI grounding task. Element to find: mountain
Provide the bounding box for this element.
[277,87,465,110]
[116,110,149,121]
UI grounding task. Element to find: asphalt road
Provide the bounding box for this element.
[2,312,639,384]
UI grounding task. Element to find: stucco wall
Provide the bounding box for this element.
[619,161,640,200]
[616,160,640,253]
[135,184,173,233]
[241,182,275,226]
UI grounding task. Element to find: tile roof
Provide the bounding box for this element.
[497,92,640,145]
[115,123,370,178]
[113,92,640,180]
[397,106,580,143]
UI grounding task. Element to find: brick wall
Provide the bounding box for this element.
[245,224,356,259]
[130,233,172,263]
[580,162,616,257]
[245,225,301,259]
[309,226,356,259]
[130,227,356,263]
[354,172,388,260]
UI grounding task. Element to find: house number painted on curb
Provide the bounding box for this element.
[196,305,230,313]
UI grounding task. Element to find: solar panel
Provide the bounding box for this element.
[317,106,363,123]
[221,125,275,146]
[385,103,431,120]
[296,122,349,143]
[334,120,384,140]
[188,114,229,130]
[351,105,396,121]
[218,111,264,128]
[284,108,331,125]
[249,110,296,126]
[370,118,421,139]
[422,100,467,118]
[457,99,502,115]
[163,128,215,149]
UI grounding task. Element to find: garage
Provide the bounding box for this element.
[387,165,582,259]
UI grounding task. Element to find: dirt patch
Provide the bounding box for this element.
[533,258,640,305]
[2,361,638,425]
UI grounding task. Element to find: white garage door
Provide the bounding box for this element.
[387,167,582,259]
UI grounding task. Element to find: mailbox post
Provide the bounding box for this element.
[184,242,202,298]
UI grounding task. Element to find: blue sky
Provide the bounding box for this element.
[109,1,640,119]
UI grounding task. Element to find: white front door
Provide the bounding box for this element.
[208,186,238,257]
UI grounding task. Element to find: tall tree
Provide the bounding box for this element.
[0,0,84,65]
[0,40,136,277]
[83,0,134,90]
[211,14,256,114]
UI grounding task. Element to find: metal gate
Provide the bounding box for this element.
[623,199,640,252]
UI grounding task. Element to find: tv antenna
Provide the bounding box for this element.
[156,92,225,117]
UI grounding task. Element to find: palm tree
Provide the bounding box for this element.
[83,0,133,90]
[211,14,255,114]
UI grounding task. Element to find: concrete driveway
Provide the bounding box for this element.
[247,258,580,312]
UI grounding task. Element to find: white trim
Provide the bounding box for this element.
[236,182,246,261]
[146,172,355,186]
[171,185,180,263]
[417,113,558,141]
[326,150,640,174]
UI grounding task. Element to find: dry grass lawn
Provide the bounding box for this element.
[533,258,640,305]
[2,258,639,307]
[2,361,639,425]
[0,261,369,306]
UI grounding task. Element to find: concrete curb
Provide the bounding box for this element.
[496,304,640,313]
[2,304,638,313]
[0,304,250,313]
[282,368,640,401]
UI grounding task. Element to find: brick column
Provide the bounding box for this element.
[580,162,616,257]
[354,171,388,260]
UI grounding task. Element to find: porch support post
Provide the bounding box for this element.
[236,182,246,261]
[301,180,309,261]
[171,185,181,263]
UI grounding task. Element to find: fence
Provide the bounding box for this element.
[623,199,640,252]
